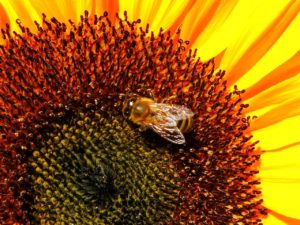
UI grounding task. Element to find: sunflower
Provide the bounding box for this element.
[0,0,299,224]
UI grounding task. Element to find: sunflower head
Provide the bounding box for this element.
[0,10,268,224]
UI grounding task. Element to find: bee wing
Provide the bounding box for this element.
[146,104,186,144]
[151,103,194,121]
[149,120,186,144]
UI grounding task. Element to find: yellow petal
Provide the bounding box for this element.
[180,1,238,47]
[250,97,300,131]
[261,144,300,219]
[119,0,195,33]
[28,0,84,23]
[0,3,10,28]
[1,0,38,31]
[252,115,300,150]
[91,0,119,23]
[219,0,299,86]
[246,77,300,116]
[236,13,300,92]
[189,0,239,61]
[244,53,300,106]
[1,0,120,31]
[264,212,300,225]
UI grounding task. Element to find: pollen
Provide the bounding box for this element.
[0,11,267,224]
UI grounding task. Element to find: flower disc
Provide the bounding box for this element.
[0,11,266,224]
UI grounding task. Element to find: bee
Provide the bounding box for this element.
[122,93,194,144]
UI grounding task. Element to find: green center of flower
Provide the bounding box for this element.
[29,111,180,224]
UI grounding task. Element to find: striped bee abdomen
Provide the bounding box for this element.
[177,115,193,133]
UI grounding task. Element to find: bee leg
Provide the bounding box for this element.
[137,126,147,133]
[144,88,154,100]
[133,84,143,95]
[135,84,155,99]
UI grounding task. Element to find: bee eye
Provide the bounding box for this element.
[122,104,131,118]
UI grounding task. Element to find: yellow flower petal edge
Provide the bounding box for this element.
[264,212,300,225]
[179,1,238,47]
[262,181,300,222]
[245,68,300,114]
[250,97,300,131]
[253,115,300,151]
[261,145,300,182]
[119,0,195,34]
[236,12,300,92]
[261,145,300,219]
[224,1,300,86]
[0,0,41,32]
[0,3,10,29]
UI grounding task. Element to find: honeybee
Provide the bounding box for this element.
[122,93,194,144]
